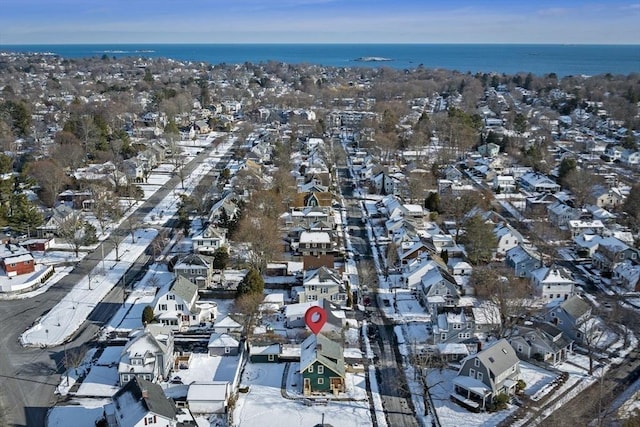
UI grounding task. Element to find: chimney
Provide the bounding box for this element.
[141,389,148,399]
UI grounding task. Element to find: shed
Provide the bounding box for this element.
[187,381,230,414]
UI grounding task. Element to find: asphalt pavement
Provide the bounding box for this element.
[0,145,217,427]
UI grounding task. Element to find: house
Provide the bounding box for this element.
[299,266,347,306]
[104,377,183,427]
[173,254,213,289]
[519,172,560,194]
[477,142,500,158]
[57,189,94,210]
[573,233,603,258]
[547,201,580,227]
[187,381,230,415]
[493,175,516,193]
[544,295,592,343]
[249,343,281,363]
[300,333,346,396]
[207,333,240,356]
[417,263,461,316]
[590,186,625,209]
[505,244,542,279]
[432,308,476,344]
[451,339,521,411]
[531,265,576,302]
[443,165,463,182]
[36,204,76,238]
[612,262,640,292]
[154,276,215,331]
[298,230,338,270]
[493,223,524,257]
[567,219,605,239]
[118,326,174,385]
[0,244,35,277]
[592,236,639,273]
[191,225,227,255]
[509,322,573,365]
[620,149,640,165]
[212,316,243,334]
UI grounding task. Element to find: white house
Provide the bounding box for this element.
[187,381,231,415]
[493,223,524,257]
[531,265,576,302]
[154,276,216,330]
[299,266,347,306]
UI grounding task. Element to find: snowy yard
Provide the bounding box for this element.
[233,363,372,427]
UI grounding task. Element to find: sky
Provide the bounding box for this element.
[1,0,639,45]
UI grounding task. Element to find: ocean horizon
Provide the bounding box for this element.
[2,43,639,77]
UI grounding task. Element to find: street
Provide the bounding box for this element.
[0,143,220,427]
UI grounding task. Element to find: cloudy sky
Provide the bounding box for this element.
[1,0,639,44]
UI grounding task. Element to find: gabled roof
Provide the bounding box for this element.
[558,295,591,321]
[215,316,242,329]
[300,333,345,378]
[112,377,177,425]
[208,333,240,349]
[473,339,519,378]
[169,276,198,309]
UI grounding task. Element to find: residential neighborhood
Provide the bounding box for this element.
[0,50,639,427]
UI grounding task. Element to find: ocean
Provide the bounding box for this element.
[2,44,639,77]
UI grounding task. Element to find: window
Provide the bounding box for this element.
[318,365,324,374]
[167,294,175,300]
[477,372,483,381]
[474,359,480,367]
[453,323,462,330]
[268,354,275,361]
[321,287,328,294]
[318,378,324,385]
[225,347,230,354]
[440,333,447,341]
[176,304,184,311]
[122,374,129,382]
[470,368,475,377]
[308,365,313,373]
[159,304,167,311]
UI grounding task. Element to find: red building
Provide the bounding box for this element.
[0,244,36,277]
[1,253,35,277]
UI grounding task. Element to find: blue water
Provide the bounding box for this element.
[2,44,639,77]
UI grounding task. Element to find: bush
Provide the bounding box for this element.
[142,306,155,325]
[494,393,510,410]
[516,379,526,393]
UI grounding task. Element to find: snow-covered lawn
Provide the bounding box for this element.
[233,363,372,427]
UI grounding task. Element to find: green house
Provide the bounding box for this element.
[300,333,345,396]
[249,343,281,363]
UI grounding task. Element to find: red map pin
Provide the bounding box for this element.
[304,306,327,335]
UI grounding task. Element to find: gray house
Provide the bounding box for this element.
[207,333,240,356]
[509,322,573,365]
[544,295,592,344]
[452,339,521,411]
[505,244,542,279]
[118,325,174,385]
[173,254,214,289]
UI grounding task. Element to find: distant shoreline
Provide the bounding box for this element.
[3,44,639,77]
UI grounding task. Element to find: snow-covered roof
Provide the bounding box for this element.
[187,381,229,402]
[208,333,239,348]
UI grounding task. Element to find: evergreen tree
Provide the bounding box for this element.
[236,267,264,297]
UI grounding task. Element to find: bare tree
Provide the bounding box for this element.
[58,212,86,257]
[27,159,69,207]
[63,345,87,385]
[472,265,533,338]
[232,293,264,338]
